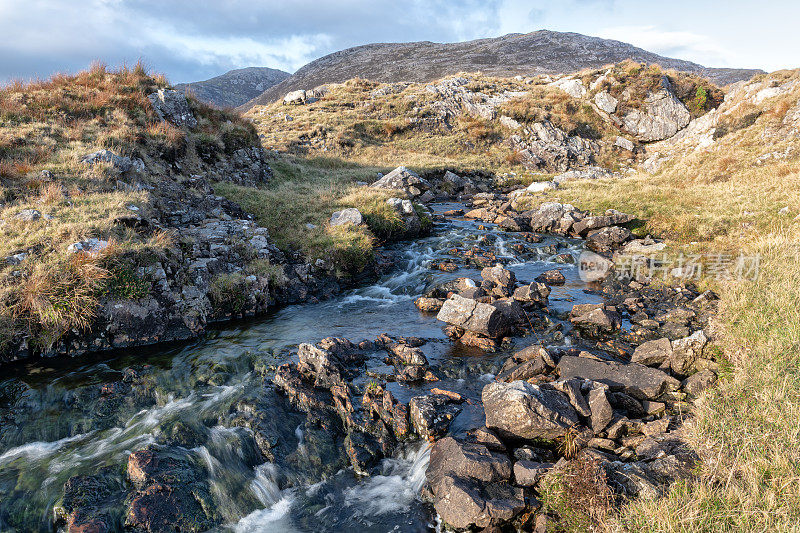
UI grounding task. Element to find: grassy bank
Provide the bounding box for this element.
[214,154,429,276]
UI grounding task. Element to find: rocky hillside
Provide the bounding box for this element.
[247,61,723,181]
[175,66,289,108]
[0,65,423,363]
[242,30,762,109]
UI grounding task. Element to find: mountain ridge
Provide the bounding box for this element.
[175,66,290,108]
[240,30,763,110]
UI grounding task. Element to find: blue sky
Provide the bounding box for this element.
[1,0,798,84]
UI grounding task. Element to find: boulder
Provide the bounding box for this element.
[283,90,308,105]
[594,91,618,113]
[569,304,620,337]
[81,150,145,173]
[147,89,197,128]
[433,475,525,530]
[535,269,566,285]
[557,356,680,400]
[587,385,614,434]
[481,265,517,297]
[513,460,553,487]
[682,369,717,397]
[482,380,579,441]
[370,166,431,197]
[621,79,691,142]
[427,437,511,487]
[631,338,673,366]
[615,136,636,151]
[14,208,41,222]
[329,208,363,226]
[437,294,509,338]
[670,330,708,375]
[409,394,463,440]
[528,202,565,233]
[512,282,550,305]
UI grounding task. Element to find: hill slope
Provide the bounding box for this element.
[176,66,290,108]
[242,30,762,109]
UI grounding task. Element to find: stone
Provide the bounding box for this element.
[512,282,550,304]
[481,265,517,296]
[535,269,566,285]
[15,209,41,221]
[67,238,110,256]
[631,338,673,366]
[549,78,586,98]
[670,330,708,375]
[329,207,363,226]
[496,357,547,383]
[283,89,308,105]
[344,430,383,475]
[557,356,680,400]
[682,369,717,397]
[513,460,553,487]
[615,136,636,151]
[551,378,592,417]
[525,180,557,193]
[427,437,511,487]
[81,150,145,173]
[147,89,197,128]
[528,202,566,233]
[409,394,463,440]
[499,115,522,129]
[370,166,431,197]
[433,476,525,530]
[621,78,691,141]
[386,197,415,215]
[482,380,579,441]
[594,91,618,113]
[569,305,620,337]
[437,294,509,338]
[415,297,443,313]
[587,385,614,434]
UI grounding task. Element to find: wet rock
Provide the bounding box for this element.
[631,338,673,366]
[387,342,428,366]
[512,282,550,305]
[682,369,717,397]
[481,265,517,297]
[344,430,383,475]
[427,437,512,486]
[409,393,463,440]
[467,427,507,452]
[535,269,566,285]
[432,475,525,530]
[557,356,680,400]
[513,460,553,487]
[330,208,363,226]
[148,89,197,128]
[670,330,708,375]
[56,470,122,533]
[437,294,509,338]
[569,304,621,337]
[415,297,444,312]
[370,166,431,197]
[482,380,578,441]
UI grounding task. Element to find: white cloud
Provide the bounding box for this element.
[595,25,735,67]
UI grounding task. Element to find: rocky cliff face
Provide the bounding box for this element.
[176,67,290,108]
[242,30,762,110]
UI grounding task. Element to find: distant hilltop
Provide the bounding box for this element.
[175,67,290,108]
[240,30,762,110]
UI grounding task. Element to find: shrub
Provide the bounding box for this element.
[540,456,614,532]
[208,273,248,315]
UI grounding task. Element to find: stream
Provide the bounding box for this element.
[0,204,601,532]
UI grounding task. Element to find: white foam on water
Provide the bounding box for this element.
[342,442,431,516]
[0,431,93,466]
[234,496,296,533]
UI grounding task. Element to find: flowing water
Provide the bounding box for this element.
[0,204,600,532]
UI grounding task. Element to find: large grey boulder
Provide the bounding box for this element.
[557,356,680,400]
[283,89,308,105]
[437,294,509,338]
[370,166,431,197]
[621,78,691,141]
[433,475,525,530]
[409,394,462,440]
[147,89,197,129]
[631,338,673,366]
[329,208,363,226]
[482,380,579,441]
[427,437,511,487]
[670,330,708,375]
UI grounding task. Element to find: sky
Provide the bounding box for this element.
[1,0,799,84]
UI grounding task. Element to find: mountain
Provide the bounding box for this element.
[176,67,290,108]
[240,30,763,110]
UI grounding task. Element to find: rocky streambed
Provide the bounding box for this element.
[0,201,718,532]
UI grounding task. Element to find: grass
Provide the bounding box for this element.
[514,71,800,531]
[0,62,257,352]
[214,155,424,276]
